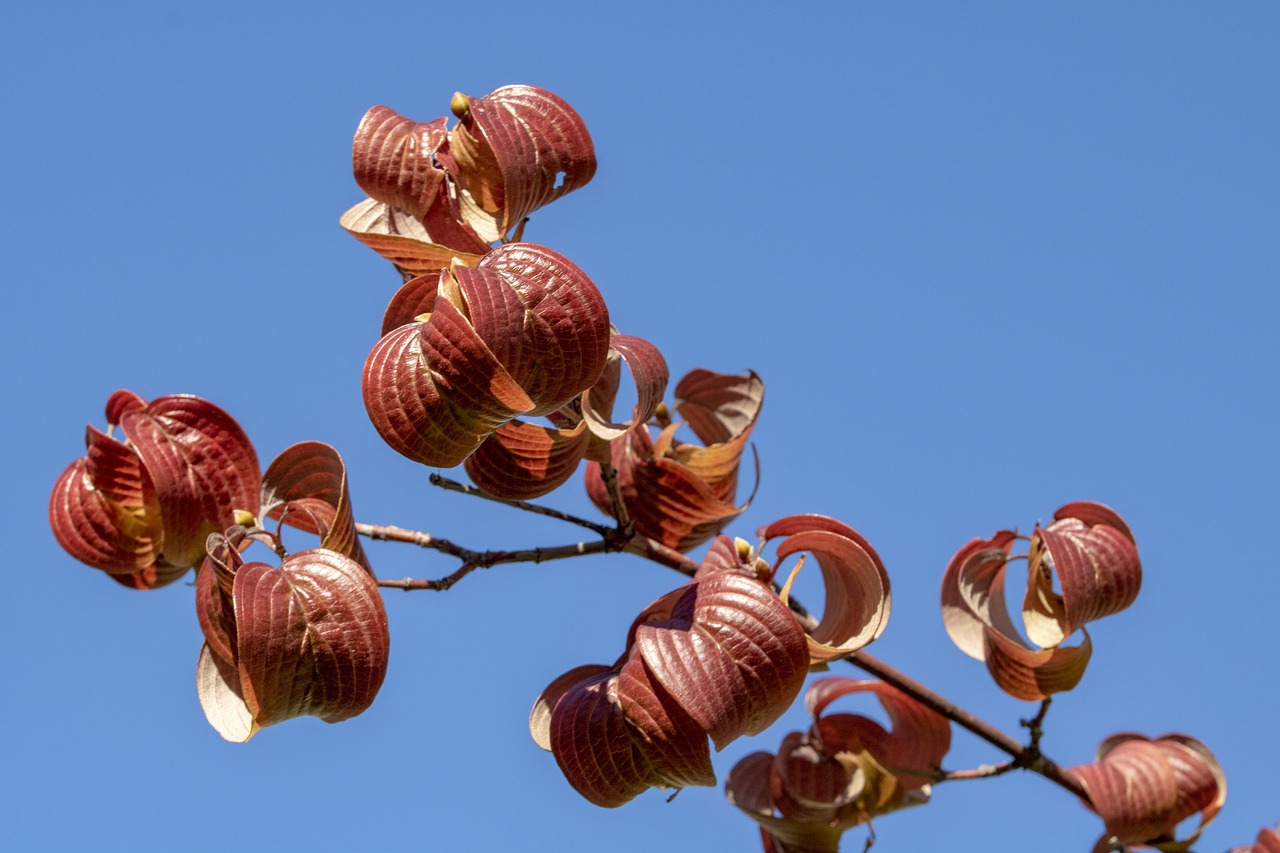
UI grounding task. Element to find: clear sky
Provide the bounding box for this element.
[4,2,1278,851]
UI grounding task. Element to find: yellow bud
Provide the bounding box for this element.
[450,91,470,119]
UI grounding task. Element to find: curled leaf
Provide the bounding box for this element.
[530,542,807,807]
[761,515,892,665]
[940,502,1139,701]
[260,441,370,572]
[195,547,390,742]
[363,243,610,469]
[585,368,761,552]
[448,85,597,242]
[1070,733,1226,853]
[457,330,666,500]
[343,85,595,273]
[726,677,950,853]
[50,390,260,588]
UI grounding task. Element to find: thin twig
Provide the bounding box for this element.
[1021,697,1053,755]
[940,761,1017,782]
[428,474,614,536]
[597,461,632,530]
[370,534,616,591]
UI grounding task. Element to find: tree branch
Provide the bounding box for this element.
[843,651,1091,805]
[359,523,620,591]
[356,491,1090,807]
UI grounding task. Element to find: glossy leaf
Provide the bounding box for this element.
[940,502,1138,701]
[584,369,760,552]
[463,417,589,500]
[364,243,610,470]
[260,441,370,572]
[531,544,807,806]
[761,515,892,665]
[458,330,665,500]
[727,677,949,853]
[50,390,260,587]
[344,86,595,272]
[196,545,390,742]
[448,85,597,242]
[1070,733,1226,852]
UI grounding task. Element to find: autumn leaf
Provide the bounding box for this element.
[530,538,807,807]
[196,532,389,743]
[940,502,1140,701]
[342,85,596,273]
[1070,732,1226,853]
[585,369,762,552]
[50,390,260,589]
[726,677,951,853]
[363,243,611,469]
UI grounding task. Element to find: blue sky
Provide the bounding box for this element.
[4,2,1278,851]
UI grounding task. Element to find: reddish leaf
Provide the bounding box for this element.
[533,560,807,807]
[585,368,760,552]
[352,108,450,221]
[726,751,847,853]
[363,244,609,470]
[195,547,390,741]
[530,664,614,752]
[544,669,652,808]
[344,86,595,273]
[1230,827,1280,853]
[1070,733,1226,852]
[613,652,715,790]
[260,441,370,572]
[463,418,589,500]
[50,391,260,586]
[941,502,1139,701]
[761,515,892,664]
[805,677,951,792]
[640,571,808,748]
[582,333,670,445]
[339,199,486,277]
[448,85,597,241]
[1023,502,1142,649]
[726,677,947,853]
